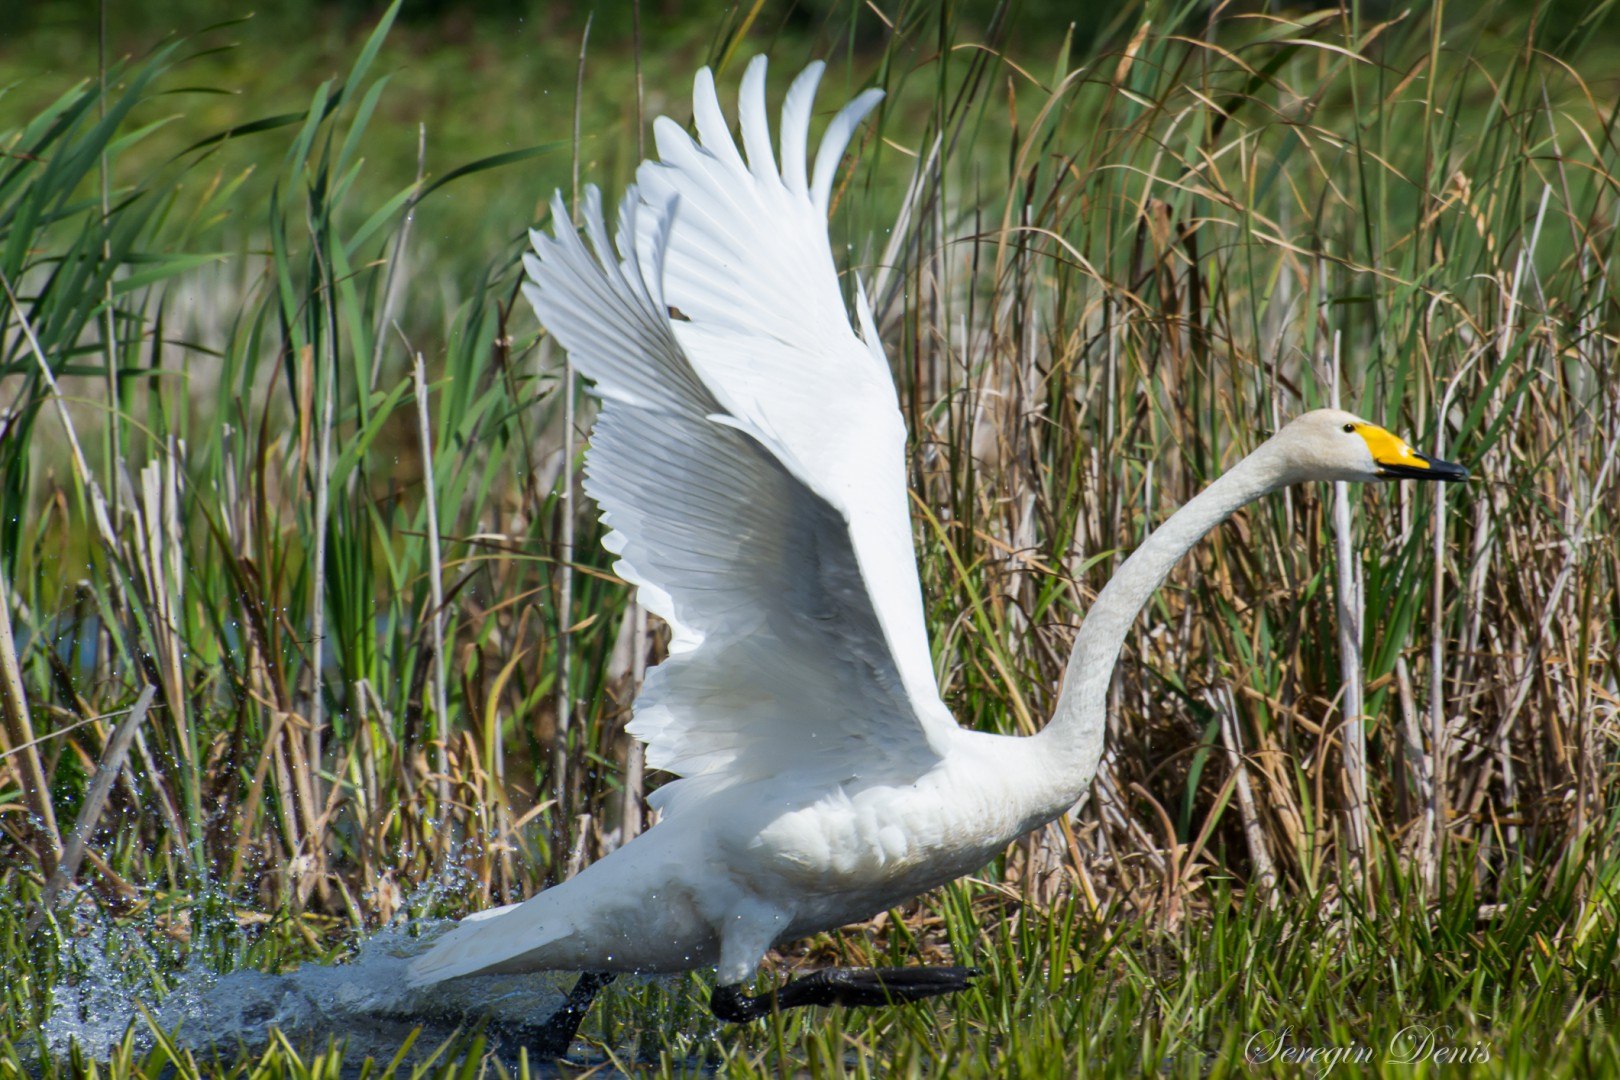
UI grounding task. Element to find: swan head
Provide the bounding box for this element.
[1270,409,1469,484]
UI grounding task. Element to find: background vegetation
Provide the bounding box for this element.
[2,0,1618,1074]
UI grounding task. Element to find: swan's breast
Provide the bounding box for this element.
[741,753,1029,894]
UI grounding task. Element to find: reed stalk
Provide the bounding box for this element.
[1329,332,1370,892]
[31,684,156,928]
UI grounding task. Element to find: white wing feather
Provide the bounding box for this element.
[526,57,955,813]
[637,58,948,724]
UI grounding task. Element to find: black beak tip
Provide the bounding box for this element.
[1381,454,1469,482]
[1424,455,1470,482]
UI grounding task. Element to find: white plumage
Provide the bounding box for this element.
[407,55,1467,1001]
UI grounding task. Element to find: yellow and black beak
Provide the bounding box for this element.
[1358,424,1470,482]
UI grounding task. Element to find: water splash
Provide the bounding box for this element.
[45,912,582,1064]
[37,846,609,1071]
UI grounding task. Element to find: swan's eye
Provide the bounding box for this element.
[1342,423,1356,433]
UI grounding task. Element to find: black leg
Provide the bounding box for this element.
[710,966,977,1023]
[490,970,615,1058]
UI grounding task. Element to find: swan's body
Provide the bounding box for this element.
[418,738,1044,982]
[408,57,1465,1001]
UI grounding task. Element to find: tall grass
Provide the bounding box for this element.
[2,0,1618,1071]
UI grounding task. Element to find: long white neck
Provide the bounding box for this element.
[1024,441,1292,818]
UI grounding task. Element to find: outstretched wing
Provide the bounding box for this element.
[526,57,955,813]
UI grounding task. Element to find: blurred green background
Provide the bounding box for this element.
[7,0,1610,301]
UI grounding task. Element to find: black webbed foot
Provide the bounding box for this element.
[710,965,978,1023]
[488,970,615,1058]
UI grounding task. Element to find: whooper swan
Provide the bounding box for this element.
[407,55,1467,1048]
